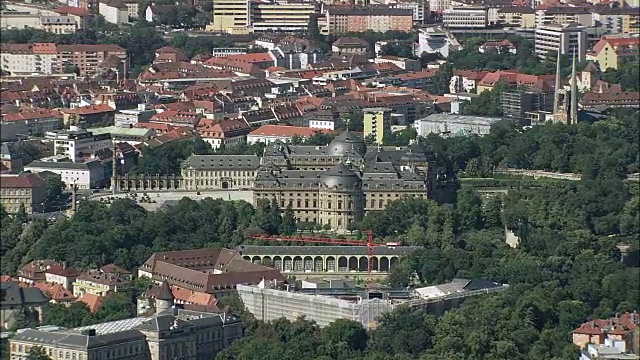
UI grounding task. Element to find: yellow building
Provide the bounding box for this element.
[72,270,130,297]
[250,0,317,33]
[497,7,536,29]
[209,0,251,33]
[622,12,640,34]
[208,0,317,33]
[363,107,392,145]
[0,173,47,214]
[587,36,640,71]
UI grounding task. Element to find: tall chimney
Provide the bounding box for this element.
[570,51,578,125]
[553,49,562,115]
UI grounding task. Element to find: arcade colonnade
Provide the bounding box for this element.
[242,254,400,273]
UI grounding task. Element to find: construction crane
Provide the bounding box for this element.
[250,230,389,273]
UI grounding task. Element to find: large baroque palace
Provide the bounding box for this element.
[116,132,441,230]
[253,131,435,229]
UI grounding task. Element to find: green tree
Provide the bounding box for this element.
[279,204,297,235]
[26,346,51,360]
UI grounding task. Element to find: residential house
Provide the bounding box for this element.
[60,104,116,127]
[44,264,82,291]
[479,39,517,54]
[25,282,75,305]
[0,173,47,214]
[331,37,369,55]
[39,16,78,35]
[196,118,251,149]
[53,6,93,29]
[587,36,640,71]
[93,93,142,111]
[149,110,204,128]
[374,56,421,72]
[449,70,489,93]
[18,260,61,285]
[154,46,188,64]
[100,264,133,281]
[573,312,640,355]
[76,292,103,312]
[72,270,130,297]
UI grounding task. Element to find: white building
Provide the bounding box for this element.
[247,124,327,145]
[413,114,507,136]
[535,23,588,62]
[114,104,157,127]
[98,0,129,25]
[0,43,58,75]
[45,127,113,163]
[443,7,489,29]
[429,0,451,13]
[580,338,639,360]
[24,158,106,189]
[88,126,155,146]
[418,27,463,58]
[309,119,335,130]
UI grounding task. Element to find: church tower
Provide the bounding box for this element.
[154,280,174,314]
[552,50,569,124]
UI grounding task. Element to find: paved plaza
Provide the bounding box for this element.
[91,190,254,210]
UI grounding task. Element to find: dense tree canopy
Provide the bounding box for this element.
[421,110,639,179]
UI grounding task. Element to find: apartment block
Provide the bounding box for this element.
[443,6,489,29]
[39,16,78,34]
[210,0,316,34]
[325,6,413,34]
[250,0,318,33]
[0,42,126,76]
[0,109,63,141]
[0,42,58,75]
[535,23,588,61]
[210,0,251,33]
[500,91,549,119]
[55,44,127,76]
[497,6,536,28]
[363,107,392,144]
[535,7,593,28]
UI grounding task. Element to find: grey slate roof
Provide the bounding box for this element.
[155,280,174,301]
[11,328,146,350]
[238,245,422,256]
[0,282,49,306]
[182,155,260,170]
[24,160,103,171]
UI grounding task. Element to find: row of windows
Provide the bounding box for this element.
[1,189,30,195]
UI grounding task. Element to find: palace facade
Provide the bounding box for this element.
[253,131,435,229]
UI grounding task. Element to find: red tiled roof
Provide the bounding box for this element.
[573,312,639,336]
[55,5,91,17]
[77,293,103,312]
[61,104,115,115]
[24,282,74,301]
[249,124,332,138]
[0,173,46,189]
[2,108,62,122]
[46,264,82,277]
[196,118,250,139]
[227,52,273,63]
[590,36,640,55]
